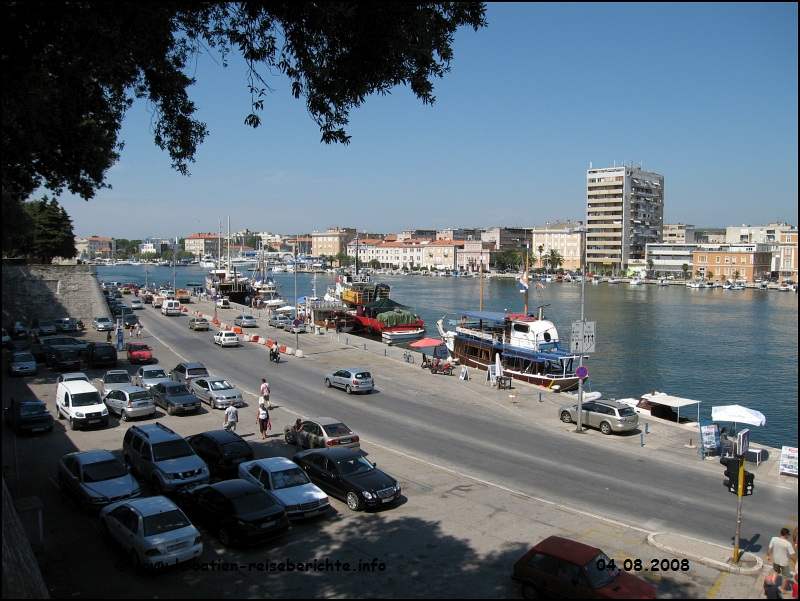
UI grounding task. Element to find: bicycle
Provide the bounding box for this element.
[403,350,414,364]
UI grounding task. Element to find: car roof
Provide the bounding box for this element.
[140,365,166,372]
[60,372,90,380]
[194,430,244,444]
[205,377,231,383]
[530,536,601,564]
[339,368,370,373]
[130,422,182,442]
[302,447,361,460]
[251,457,295,471]
[105,369,130,376]
[116,386,149,395]
[11,352,34,359]
[67,449,116,464]
[16,399,48,408]
[306,416,346,426]
[178,362,206,369]
[123,496,180,516]
[58,380,99,394]
[211,479,263,498]
[595,400,632,410]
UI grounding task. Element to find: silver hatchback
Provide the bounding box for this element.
[324,368,374,394]
[558,399,639,434]
[104,386,156,421]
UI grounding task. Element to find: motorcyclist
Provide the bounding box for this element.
[270,342,280,362]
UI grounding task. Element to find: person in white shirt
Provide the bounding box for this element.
[224,402,239,432]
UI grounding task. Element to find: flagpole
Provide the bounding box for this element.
[524,243,529,315]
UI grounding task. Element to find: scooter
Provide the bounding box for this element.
[76,319,85,331]
[269,348,281,363]
[430,358,453,376]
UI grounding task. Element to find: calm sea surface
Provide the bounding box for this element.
[98,265,798,448]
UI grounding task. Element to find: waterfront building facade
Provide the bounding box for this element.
[645,243,698,277]
[311,227,356,258]
[75,236,117,259]
[663,224,695,244]
[776,225,798,280]
[481,227,528,252]
[586,165,664,275]
[457,240,494,272]
[528,222,584,272]
[184,233,220,257]
[692,244,773,282]
[436,228,483,241]
[421,240,463,271]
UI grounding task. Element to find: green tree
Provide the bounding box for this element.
[647,258,654,275]
[537,245,545,270]
[681,264,690,279]
[24,197,77,263]
[545,249,563,273]
[3,3,487,252]
[496,249,521,271]
[369,259,381,270]
[335,252,353,267]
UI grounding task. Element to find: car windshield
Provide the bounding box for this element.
[271,467,310,489]
[187,368,207,376]
[144,369,167,379]
[142,509,191,537]
[231,491,276,514]
[129,391,151,402]
[82,459,128,483]
[337,456,374,476]
[105,373,131,384]
[64,374,89,382]
[584,552,618,589]
[72,392,102,407]
[322,423,353,437]
[618,407,636,417]
[209,380,233,391]
[222,441,251,456]
[152,440,194,461]
[165,385,191,396]
[97,318,111,323]
[13,353,34,362]
[130,344,148,351]
[20,404,49,416]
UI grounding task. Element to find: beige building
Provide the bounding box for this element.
[184,233,220,257]
[457,240,494,272]
[529,221,584,272]
[692,244,773,282]
[75,236,116,259]
[586,165,664,274]
[421,240,463,271]
[311,228,356,257]
[776,227,798,281]
[663,224,695,244]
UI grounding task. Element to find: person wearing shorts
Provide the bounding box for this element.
[260,378,272,409]
[767,527,797,596]
[256,400,270,440]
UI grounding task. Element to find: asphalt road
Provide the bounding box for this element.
[147,308,796,554]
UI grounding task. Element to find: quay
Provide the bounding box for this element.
[2,284,796,599]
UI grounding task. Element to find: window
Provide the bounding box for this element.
[716,257,720,263]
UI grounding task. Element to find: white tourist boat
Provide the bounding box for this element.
[381,327,426,344]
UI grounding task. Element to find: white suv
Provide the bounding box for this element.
[213,331,239,347]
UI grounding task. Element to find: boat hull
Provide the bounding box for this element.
[355,316,425,335]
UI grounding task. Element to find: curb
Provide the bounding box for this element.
[647,532,763,575]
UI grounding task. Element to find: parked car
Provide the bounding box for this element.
[58,450,141,513]
[292,448,401,511]
[176,480,290,547]
[99,496,203,570]
[149,382,202,415]
[39,335,89,356]
[12,322,29,339]
[216,298,231,309]
[284,321,307,334]
[324,368,374,394]
[213,331,239,347]
[233,314,257,328]
[82,342,118,369]
[239,457,330,520]
[511,535,658,599]
[558,400,639,435]
[35,319,58,336]
[104,386,156,421]
[122,423,209,494]
[130,299,144,310]
[188,317,209,331]
[7,351,38,377]
[186,430,255,478]
[54,317,78,332]
[170,362,209,384]
[99,370,133,397]
[57,372,91,385]
[2,327,11,348]
[188,377,244,409]
[268,315,291,328]
[283,417,360,451]
[93,316,114,331]
[122,313,139,328]
[126,342,153,364]
[48,348,82,371]
[3,399,54,435]
[28,344,48,363]
[133,365,171,390]
[55,380,108,430]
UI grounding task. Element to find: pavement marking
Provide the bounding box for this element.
[705,571,727,598]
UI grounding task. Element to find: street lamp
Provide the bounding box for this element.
[569,227,588,433]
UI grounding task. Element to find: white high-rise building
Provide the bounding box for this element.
[586,164,664,274]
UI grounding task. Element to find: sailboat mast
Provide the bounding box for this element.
[524,243,529,315]
[479,260,483,311]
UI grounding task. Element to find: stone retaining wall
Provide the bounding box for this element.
[2,264,110,328]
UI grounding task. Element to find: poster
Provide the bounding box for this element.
[779,446,798,476]
[700,423,719,451]
[486,364,497,387]
[459,366,469,381]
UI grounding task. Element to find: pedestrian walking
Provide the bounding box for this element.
[260,378,272,409]
[256,400,270,440]
[293,418,304,449]
[136,322,142,338]
[106,330,112,343]
[224,402,239,433]
[129,325,135,338]
[766,527,797,597]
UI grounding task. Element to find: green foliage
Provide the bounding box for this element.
[495,249,522,270]
[544,249,563,273]
[368,259,381,269]
[23,197,77,263]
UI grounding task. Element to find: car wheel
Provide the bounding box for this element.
[124,456,136,475]
[521,581,540,599]
[168,406,176,416]
[131,549,144,573]
[285,431,294,444]
[346,491,362,511]
[325,379,332,388]
[345,385,352,394]
[121,410,129,422]
[57,406,64,420]
[219,527,234,547]
[600,421,613,435]
[560,411,573,424]
[69,417,78,431]
[151,477,163,496]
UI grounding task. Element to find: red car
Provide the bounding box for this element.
[512,536,657,599]
[127,342,153,365]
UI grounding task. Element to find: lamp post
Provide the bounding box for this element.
[569,227,588,433]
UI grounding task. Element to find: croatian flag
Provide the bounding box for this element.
[519,272,529,292]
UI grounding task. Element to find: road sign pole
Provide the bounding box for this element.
[576,229,586,434]
[733,455,745,562]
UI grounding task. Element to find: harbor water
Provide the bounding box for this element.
[97,265,798,448]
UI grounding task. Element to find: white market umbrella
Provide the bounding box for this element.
[495,352,503,378]
[712,405,766,427]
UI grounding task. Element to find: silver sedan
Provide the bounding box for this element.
[233,314,257,328]
[188,377,244,409]
[132,365,171,391]
[558,400,639,435]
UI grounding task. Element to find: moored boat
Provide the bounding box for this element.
[382,327,426,344]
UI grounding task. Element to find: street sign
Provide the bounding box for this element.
[571,321,596,354]
[293,319,302,327]
[576,365,589,379]
[737,428,750,456]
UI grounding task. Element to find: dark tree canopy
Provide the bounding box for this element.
[2,2,487,250]
[22,197,77,263]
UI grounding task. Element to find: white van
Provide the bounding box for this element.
[161,300,181,316]
[55,380,109,430]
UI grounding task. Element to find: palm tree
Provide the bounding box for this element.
[537,245,545,271]
[546,249,563,274]
[647,258,654,276]
[681,264,690,280]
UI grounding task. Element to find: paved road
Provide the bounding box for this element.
[148,306,796,553]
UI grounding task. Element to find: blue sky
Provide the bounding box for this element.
[58,3,798,239]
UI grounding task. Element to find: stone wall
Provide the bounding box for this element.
[1,264,110,329]
[2,479,49,598]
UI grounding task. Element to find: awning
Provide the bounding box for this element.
[643,393,701,409]
[712,405,766,426]
[409,338,445,348]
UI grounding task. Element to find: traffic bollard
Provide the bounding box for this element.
[539,392,543,403]
[645,421,649,434]
[640,433,644,447]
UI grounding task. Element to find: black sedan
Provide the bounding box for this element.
[177,480,290,547]
[28,344,49,364]
[186,430,254,479]
[47,348,82,371]
[292,448,401,511]
[149,382,202,415]
[3,399,54,435]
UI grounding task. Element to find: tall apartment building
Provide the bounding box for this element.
[586,165,664,274]
[311,228,356,257]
